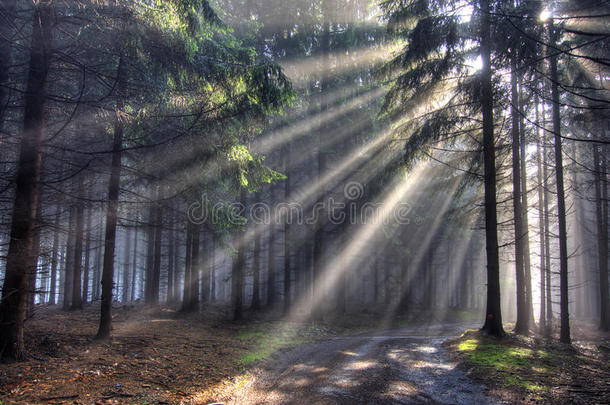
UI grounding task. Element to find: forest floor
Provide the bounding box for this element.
[447,323,610,404]
[0,305,607,404]
[0,304,335,404]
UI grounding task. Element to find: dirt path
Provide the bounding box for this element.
[229,323,500,405]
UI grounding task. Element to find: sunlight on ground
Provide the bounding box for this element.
[415,345,438,354]
[345,360,377,371]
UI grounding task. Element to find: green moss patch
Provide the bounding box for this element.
[455,332,560,395]
[237,323,316,365]
[449,329,610,404]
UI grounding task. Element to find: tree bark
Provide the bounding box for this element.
[70,177,85,310]
[232,188,247,320]
[121,225,131,303]
[201,231,210,305]
[58,245,66,306]
[63,204,75,310]
[180,221,192,311]
[152,197,162,305]
[283,145,291,315]
[251,217,262,309]
[311,14,330,322]
[167,210,175,303]
[49,206,61,305]
[210,234,216,303]
[594,144,609,331]
[373,253,379,304]
[519,76,534,327]
[267,185,277,307]
[548,19,570,344]
[479,0,504,337]
[189,223,199,311]
[384,250,392,308]
[542,104,553,325]
[95,61,124,339]
[130,222,138,302]
[511,60,528,335]
[535,94,546,330]
[26,198,43,318]
[82,204,92,304]
[144,203,155,304]
[94,214,104,302]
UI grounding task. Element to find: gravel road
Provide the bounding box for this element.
[228,323,499,404]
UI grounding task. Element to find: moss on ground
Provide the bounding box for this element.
[237,323,316,364]
[457,335,555,394]
[451,329,610,404]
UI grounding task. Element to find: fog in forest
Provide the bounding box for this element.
[0,0,608,403]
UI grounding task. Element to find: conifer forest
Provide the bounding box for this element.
[0,1,609,404]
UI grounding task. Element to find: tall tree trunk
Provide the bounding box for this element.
[542,105,553,325]
[511,60,528,335]
[82,205,92,304]
[63,202,75,310]
[201,231,210,305]
[130,222,138,302]
[180,221,192,311]
[232,188,247,320]
[173,225,180,302]
[95,61,124,340]
[70,177,85,310]
[210,234,216,303]
[600,152,610,326]
[424,247,433,309]
[152,198,162,305]
[251,211,261,310]
[535,94,546,330]
[27,198,43,318]
[312,15,330,322]
[373,253,379,304]
[189,223,200,311]
[594,144,609,331]
[384,250,392,308]
[144,203,155,304]
[121,225,132,303]
[42,259,50,305]
[94,214,104,301]
[283,145,291,315]
[519,77,534,327]
[58,245,66,306]
[49,205,61,305]
[167,210,175,303]
[548,19,570,344]
[337,238,347,314]
[267,185,277,307]
[336,204,350,315]
[479,0,504,337]
[398,229,411,313]
[294,240,304,306]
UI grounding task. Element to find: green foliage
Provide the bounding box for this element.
[63,0,295,237]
